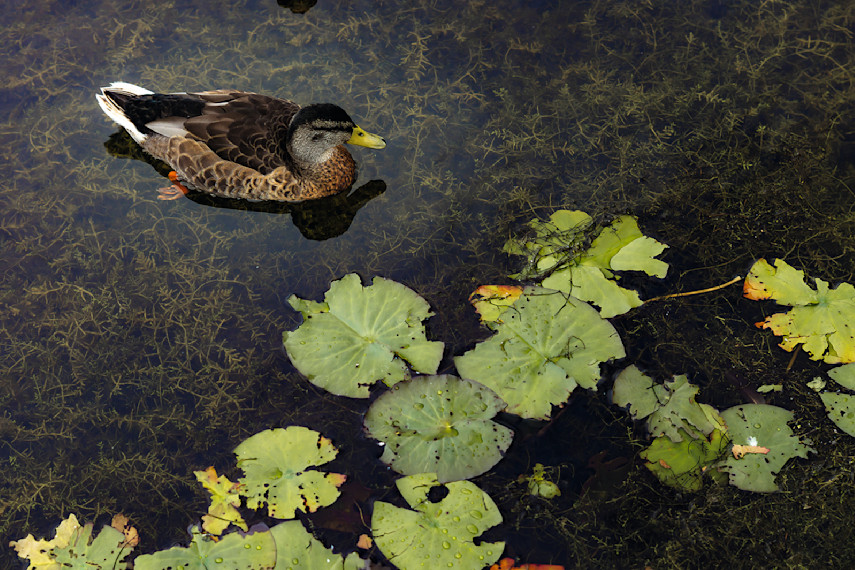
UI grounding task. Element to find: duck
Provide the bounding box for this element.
[96,82,386,202]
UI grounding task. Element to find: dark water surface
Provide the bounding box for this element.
[2,0,855,567]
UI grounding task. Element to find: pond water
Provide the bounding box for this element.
[2,0,855,567]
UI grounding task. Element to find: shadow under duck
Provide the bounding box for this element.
[96,82,386,202]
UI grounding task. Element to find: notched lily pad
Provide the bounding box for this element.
[820,392,855,437]
[11,515,135,570]
[283,274,444,397]
[371,473,504,569]
[505,210,669,317]
[364,375,513,482]
[612,366,722,442]
[641,428,729,492]
[744,258,855,364]
[455,287,625,420]
[828,363,855,391]
[469,284,523,324]
[235,426,346,519]
[194,466,247,535]
[269,521,365,569]
[719,404,813,493]
[134,527,275,570]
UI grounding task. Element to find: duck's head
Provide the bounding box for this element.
[287,103,386,166]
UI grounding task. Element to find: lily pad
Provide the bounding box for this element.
[640,428,729,492]
[612,366,723,442]
[505,210,668,317]
[194,466,246,535]
[469,284,523,324]
[364,375,513,482]
[744,258,855,364]
[371,473,504,570]
[52,524,133,570]
[134,527,275,570]
[11,514,82,570]
[820,392,855,437]
[269,521,364,569]
[518,463,562,498]
[828,363,855,390]
[235,427,346,519]
[719,404,813,492]
[283,274,444,397]
[455,287,625,419]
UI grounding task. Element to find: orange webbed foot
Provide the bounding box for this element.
[157,172,190,200]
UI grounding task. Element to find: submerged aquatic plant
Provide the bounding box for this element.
[364,374,513,482]
[283,274,444,397]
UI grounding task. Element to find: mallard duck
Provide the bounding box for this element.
[96,82,386,202]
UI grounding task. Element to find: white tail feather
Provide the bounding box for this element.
[96,82,155,145]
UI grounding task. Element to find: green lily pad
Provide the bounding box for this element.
[51,523,132,570]
[744,258,855,364]
[269,521,364,569]
[828,363,855,390]
[612,366,723,442]
[505,210,668,317]
[820,392,855,437]
[719,404,813,493]
[364,375,513,482]
[641,428,729,492]
[134,527,275,570]
[455,287,625,420]
[371,473,504,569]
[519,463,562,498]
[283,274,444,397]
[11,515,83,569]
[235,427,346,519]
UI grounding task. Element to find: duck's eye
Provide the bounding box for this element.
[312,133,323,142]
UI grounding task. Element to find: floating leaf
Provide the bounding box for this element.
[820,392,855,437]
[269,521,365,569]
[612,366,723,442]
[11,515,81,570]
[828,363,855,390]
[235,427,346,519]
[283,274,444,397]
[469,284,523,324]
[744,259,855,364]
[455,287,625,419]
[371,473,504,569]
[110,514,139,549]
[505,210,668,317]
[194,466,247,535]
[719,404,813,492]
[52,523,134,570]
[491,559,565,570]
[134,527,275,570]
[640,428,729,492]
[364,375,513,482]
[518,463,561,498]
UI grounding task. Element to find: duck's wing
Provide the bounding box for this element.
[179,91,300,174]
